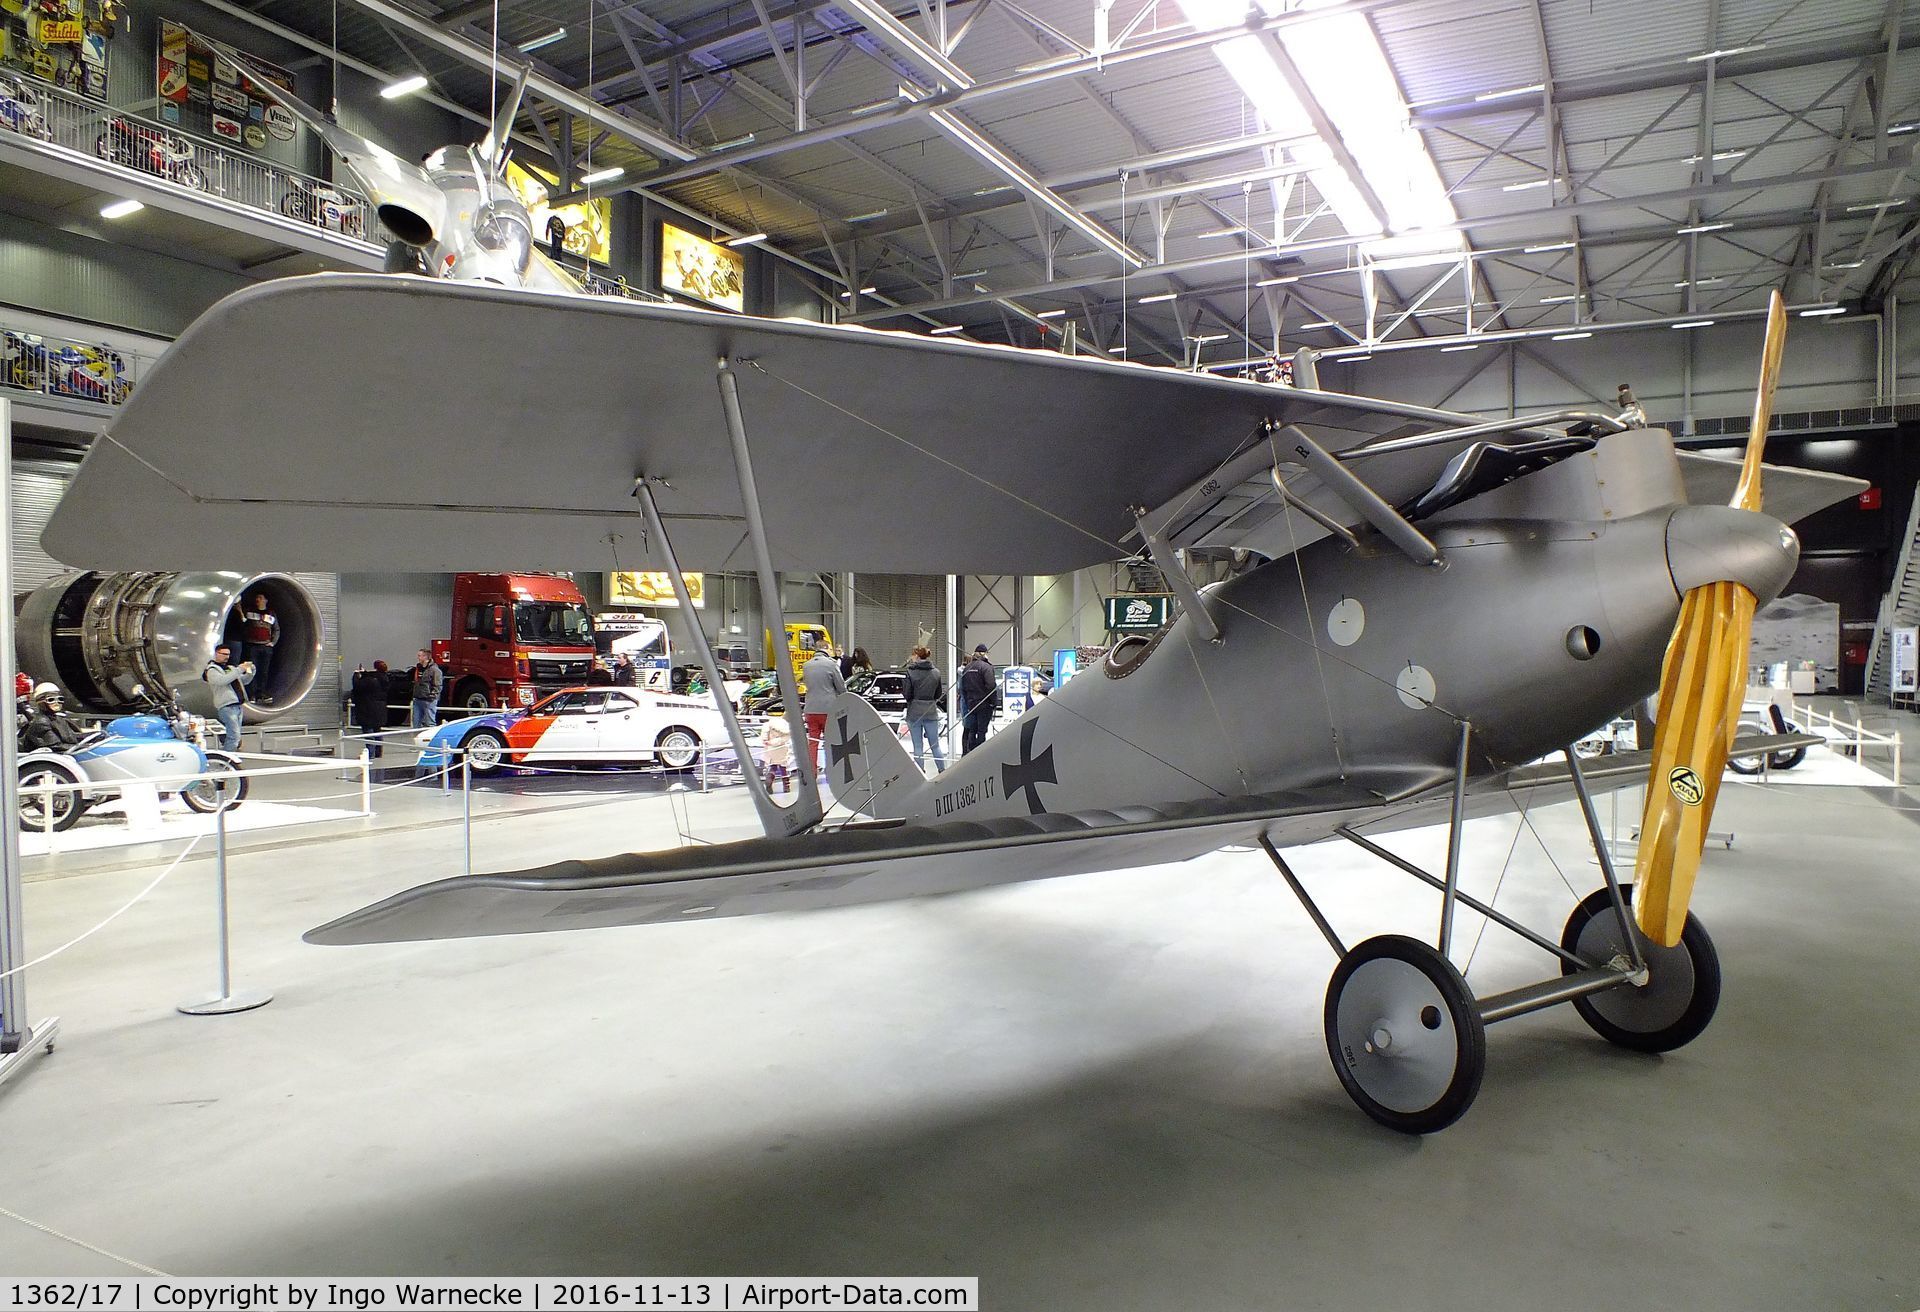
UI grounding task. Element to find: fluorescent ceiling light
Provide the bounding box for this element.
[1139,291,1179,304]
[1191,332,1229,344]
[725,232,769,246]
[1846,200,1906,212]
[1197,227,1249,239]
[846,209,889,222]
[1440,343,1480,352]
[1677,222,1730,234]
[1674,277,1725,287]
[1175,0,1457,247]
[1524,241,1575,253]
[380,74,429,99]
[1672,320,1715,329]
[708,133,757,152]
[929,324,967,335]
[517,27,566,52]
[1551,331,1593,341]
[99,198,144,219]
[1300,319,1338,329]
[1800,305,1847,317]
[1475,83,1545,102]
[1687,44,1764,61]
[840,286,879,297]
[973,185,1012,197]
[1036,309,1067,318]
[1540,293,1584,303]
[579,166,624,185]
[1503,178,1552,192]
[1684,149,1748,163]
[1256,275,1301,285]
[1890,122,1920,136]
[1826,260,1864,270]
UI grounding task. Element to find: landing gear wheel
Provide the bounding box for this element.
[462,729,508,775]
[654,727,700,771]
[1561,885,1721,1053]
[181,755,249,814]
[1325,934,1486,1134]
[18,762,84,832]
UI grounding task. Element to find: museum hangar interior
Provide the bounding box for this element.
[1,0,1919,1302]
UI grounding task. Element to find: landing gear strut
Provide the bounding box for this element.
[1269,735,1722,1133]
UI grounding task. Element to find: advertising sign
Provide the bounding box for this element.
[1,0,111,100]
[1053,648,1080,687]
[1000,665,1035,718]
[609,571,704,608]
[1893,626,1919,696]
[1105,594,1171,632]
[157,18,294,152]
[504,158,612,264]
[661,222,745,311]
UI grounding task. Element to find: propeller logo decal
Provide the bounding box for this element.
[828,713,863,784]
[1667,765,1705,807]
[1001,721,1058,815]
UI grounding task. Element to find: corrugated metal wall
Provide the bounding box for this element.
[854,574,947,669]
[9,456,341,723]
[0,211,247,338]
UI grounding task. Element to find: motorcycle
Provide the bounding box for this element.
[45,342,131,404]
[278,177,364,236]
[17,685,248,832]
[95,117,205,191]
[0,75,50,141]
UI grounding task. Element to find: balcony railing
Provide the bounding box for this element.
[0,72,384,246]
[2,325,156,408]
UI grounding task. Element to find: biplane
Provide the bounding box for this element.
[44,276,1857,1133]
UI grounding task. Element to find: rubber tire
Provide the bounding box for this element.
[181,754,249,813]
[654,727,701,771]
[463,729,509,776]
[1324,934,1486,1135]
[18,761,83,833]
[1560,885,1721,1053]
[455,680,492,711]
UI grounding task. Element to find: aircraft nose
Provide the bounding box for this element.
[1665,505,1800,604]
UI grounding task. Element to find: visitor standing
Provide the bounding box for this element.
[901,645,946,773]
[409,648,442,728]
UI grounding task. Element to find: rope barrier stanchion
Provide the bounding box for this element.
[360,749,373,816]
[461,749,473,877]
[177,778,271,1018]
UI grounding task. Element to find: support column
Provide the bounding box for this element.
[717,362,824,830]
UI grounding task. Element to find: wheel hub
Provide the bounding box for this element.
[1333,956,1462,1114]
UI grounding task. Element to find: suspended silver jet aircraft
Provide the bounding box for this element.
[213,33,582,292]
[44,277,1857,1133]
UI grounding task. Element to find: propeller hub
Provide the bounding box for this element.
[1665,506,1799,604]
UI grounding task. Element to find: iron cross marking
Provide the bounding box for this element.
[1001,720,1058,815]
[829,713,863,784]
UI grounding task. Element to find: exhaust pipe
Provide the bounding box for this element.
[15,571,321,723]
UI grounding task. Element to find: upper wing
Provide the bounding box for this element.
[1676,452,1865,524]
[48,274,1508,577]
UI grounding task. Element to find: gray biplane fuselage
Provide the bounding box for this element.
[836,429,1799,828]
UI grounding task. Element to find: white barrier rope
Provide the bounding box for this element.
[0,834,204,983]
[0,1203,168,1276]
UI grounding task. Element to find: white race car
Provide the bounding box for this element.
[417,686,730,774]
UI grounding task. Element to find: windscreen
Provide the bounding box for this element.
[515,601,594,645]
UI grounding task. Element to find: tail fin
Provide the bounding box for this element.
[824,696,922,820]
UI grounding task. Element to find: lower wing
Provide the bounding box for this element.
[307,732,1817,946]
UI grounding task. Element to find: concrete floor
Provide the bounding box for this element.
[1,745,1917,1308]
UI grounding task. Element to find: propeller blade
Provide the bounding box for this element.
[1632,290,1788,947]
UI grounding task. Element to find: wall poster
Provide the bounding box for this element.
[503,158,613,265]
[157,18,296,151]
[0,0,113,101]
[660,223,745,311]
[610,571,705,609]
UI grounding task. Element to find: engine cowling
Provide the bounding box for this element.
[15,571,320,723]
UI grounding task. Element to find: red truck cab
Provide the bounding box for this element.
[431,573,597,710]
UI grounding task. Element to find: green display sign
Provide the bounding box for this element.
[1105,594,1171,632]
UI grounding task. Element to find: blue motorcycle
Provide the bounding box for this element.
[17,686,247,832]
